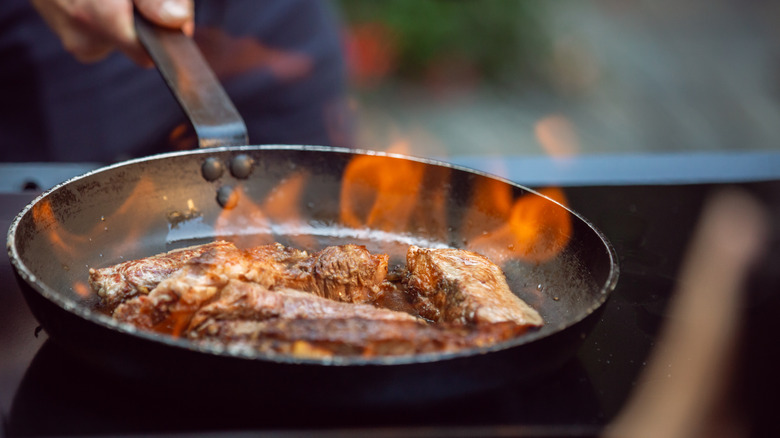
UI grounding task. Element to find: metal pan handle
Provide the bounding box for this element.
[134,10,249,148]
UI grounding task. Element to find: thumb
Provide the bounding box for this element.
[134,0,193,29]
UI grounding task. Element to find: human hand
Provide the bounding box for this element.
[31,0,194,66]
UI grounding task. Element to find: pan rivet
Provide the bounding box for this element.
[202,157,224,181]
[230,154,253,179]
[217,185,239,209]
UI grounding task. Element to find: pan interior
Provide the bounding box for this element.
[10,146,616,361]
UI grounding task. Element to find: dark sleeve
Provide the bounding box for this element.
[0,0,352,163]
[195,0,354,149]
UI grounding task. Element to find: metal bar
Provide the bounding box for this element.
[134,11,249,148]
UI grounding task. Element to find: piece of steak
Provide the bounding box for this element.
[404,245,544,327]
[111,243,310,334]
[104,242,388,311]
[193,315,528,358]
[187,280,527,357]
[191,279,417,328]
[88,241,236,309]
[101,241,543,357]
[299,244,390,303]
[114,273,420,339]
[112,243,391,334]
[240,243,389,303]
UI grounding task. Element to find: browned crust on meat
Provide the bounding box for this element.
[404,246,544,326]
[88,241,236,309]
[193,317,528,358]
[186,280,527,357]
[100,241,543,358]
[112,244,394,336]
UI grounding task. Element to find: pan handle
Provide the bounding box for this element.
[134,10,249,148]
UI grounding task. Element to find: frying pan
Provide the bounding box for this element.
[6,15,619,405]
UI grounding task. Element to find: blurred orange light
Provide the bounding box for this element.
[535,114,580,158]
[344,22,398,88]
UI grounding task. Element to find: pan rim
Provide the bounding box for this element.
[6,144,620,367]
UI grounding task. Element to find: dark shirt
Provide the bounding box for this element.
[0,0,351,163]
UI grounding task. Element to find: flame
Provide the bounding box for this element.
[467,187,572,263]
[35,147,571,309]
[101,178,163,261]
[214,185,271,247]
[31,176,170,301]
[214,172,316,248]
[31,199,75,258]
[340,143,421,230]
[463,177,515,223]
[32,177,161,262]
[339,143,571,263]
[260,172,317,248]
[339,142,447,239]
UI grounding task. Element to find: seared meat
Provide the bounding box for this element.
[88,241,236,309]
[191,280,417,328]
[193,315,528,358]
[100,241,543,357]
[112,243,391,334]
[241,243,388,303]
[298,244,389,303]
[187,280,526,357]
[115,275,417,336]
[404,246,544,326]
[116,276,530,357]
[111,247,240,335]
[200,243,388,304]
[109,241,388,313]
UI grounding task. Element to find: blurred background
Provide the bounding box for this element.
[1,2,779,436]
[336,0,780,160]
[3,0,778,180]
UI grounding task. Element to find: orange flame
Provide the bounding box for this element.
[103,178,162,260]
[31,199,75,258]
[214,172,316,248]
[32,177,161,262]
[32,176,167,300]
[340,153,422,230]
[340,142,448,240]
[214,185,271,247]
[339,146,571,263]
[467,187,572,263]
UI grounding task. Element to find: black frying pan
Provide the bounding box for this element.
[6,15,618,405]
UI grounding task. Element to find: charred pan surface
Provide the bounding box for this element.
[404,246,544,327]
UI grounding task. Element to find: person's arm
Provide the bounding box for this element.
[31,0,194,66]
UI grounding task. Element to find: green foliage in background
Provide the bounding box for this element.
[337,0,549,85]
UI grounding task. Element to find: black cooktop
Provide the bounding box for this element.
[2,167,778,437]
